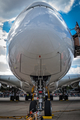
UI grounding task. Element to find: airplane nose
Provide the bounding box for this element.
[21,28,61,56]
[8,2,71,77]
[9,3,67,59]
[19,8,64,57]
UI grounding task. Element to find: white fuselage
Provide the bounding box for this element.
[7,2,74,84]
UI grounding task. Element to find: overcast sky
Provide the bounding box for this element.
[0,0,80,75]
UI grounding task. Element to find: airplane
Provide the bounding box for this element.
[0,73,80,98]
[0,1,80,116]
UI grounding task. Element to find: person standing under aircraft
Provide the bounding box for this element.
[75,22,79,34]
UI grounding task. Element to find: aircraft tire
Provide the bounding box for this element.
[29,100,37,112]
[50,95,53,101]
[59,95,63,101]
[25,95,28,101]
[64,95,68,101]
[16,96,19,101]
[10,96,14,101]
[44,100,52,116]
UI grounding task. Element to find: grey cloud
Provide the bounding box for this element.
[0,46,5,55]
[0,0,75,19]
[48,0,75,13]
[0,0,32,19]
[72,58,80,65]
[0,62,9,72]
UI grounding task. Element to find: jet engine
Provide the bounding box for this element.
[71,82,80,88]
[0,83,9,89]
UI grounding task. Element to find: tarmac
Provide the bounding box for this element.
[0,97,80,120]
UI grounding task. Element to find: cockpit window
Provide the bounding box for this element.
[23,2,54,12]
[26,5,54,11]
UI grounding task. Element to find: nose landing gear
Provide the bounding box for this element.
[29,78,52,118]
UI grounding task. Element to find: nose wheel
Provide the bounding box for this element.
[29,86,52,117]
[44,100,52,116]
[29,100,37,112]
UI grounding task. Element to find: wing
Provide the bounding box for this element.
[48,74,80,92]
[0,75,32,93]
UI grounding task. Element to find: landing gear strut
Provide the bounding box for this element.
[37,78,44,111]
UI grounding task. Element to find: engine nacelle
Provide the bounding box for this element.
[71,82,80,88]
[0,83,9,89]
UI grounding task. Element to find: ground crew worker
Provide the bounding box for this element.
[75,22,79,34]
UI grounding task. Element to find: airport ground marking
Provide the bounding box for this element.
[0,109,80,119]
